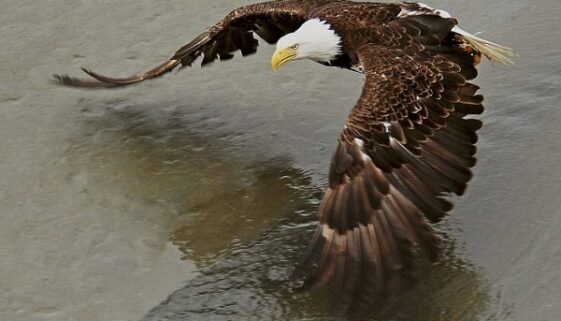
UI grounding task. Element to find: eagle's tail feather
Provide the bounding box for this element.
[452,26,515,65]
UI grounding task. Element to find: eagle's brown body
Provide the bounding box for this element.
[56,0,513,311]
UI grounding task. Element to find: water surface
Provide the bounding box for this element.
[1,0,560,320]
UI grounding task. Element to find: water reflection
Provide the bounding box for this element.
[70,102,493,320]
[146,206,492,321]
[170,165,317,266]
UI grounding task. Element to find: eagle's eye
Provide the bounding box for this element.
[290,44,299,50]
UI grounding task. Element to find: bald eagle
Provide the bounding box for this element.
[55,0,513,309]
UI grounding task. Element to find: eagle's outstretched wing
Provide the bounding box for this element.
[53,1,309,88]
[294,16,484,308]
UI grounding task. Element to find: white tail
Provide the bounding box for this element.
[452,26,515,65]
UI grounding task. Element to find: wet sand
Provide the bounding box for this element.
[1,0,561,320]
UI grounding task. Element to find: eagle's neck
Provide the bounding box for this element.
[281,18,342,63]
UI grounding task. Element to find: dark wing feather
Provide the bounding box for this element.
[295,15,483,309]
[53,1,308,88]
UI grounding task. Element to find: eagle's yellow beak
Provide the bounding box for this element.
[271,48,297,71]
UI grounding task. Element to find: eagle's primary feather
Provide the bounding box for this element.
[54,0,513,311]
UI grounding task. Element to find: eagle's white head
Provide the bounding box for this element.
[271,19,342,70]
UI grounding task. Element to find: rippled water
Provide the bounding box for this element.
[1,0,560,320]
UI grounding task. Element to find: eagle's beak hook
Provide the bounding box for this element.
[271,48,297,71]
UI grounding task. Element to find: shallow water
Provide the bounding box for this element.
[1,0,560,320]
